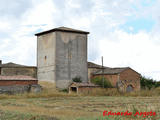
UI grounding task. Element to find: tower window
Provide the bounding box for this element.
[45,56,47,60]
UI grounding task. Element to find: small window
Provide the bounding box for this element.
[45,56,47,60]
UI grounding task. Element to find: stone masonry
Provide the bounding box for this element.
[35,27,89,89]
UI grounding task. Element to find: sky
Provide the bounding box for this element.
[0,0,160,80]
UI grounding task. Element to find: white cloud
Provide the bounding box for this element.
[0,0,160,80]
[93,29,160,80]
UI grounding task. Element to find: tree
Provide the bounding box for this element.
[140,76,160,90]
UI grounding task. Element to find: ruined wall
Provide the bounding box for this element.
[55,32,88,89]
[1,67,37,78]
[120,68,140,91]
[37,32,56,82]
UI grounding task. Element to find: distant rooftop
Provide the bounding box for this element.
[35,27,89,36]
[94,67,129,75]
[88,62,110,69]
[1,62,36,68]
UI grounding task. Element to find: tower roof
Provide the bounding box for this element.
[35,27,89,36]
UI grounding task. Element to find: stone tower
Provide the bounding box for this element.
[35,27,89,89]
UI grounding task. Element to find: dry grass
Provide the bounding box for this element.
[81,88,121,96]
[82,87,160,97]
[0,82,159,119]
[0,96,159,120]
[0,81,77,100]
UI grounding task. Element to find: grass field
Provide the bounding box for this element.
[0,82,159,120]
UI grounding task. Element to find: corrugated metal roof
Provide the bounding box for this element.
[70,82,99,87]
[35,27,89,36]
[0,75,37,80]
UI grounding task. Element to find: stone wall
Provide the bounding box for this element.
[0,80,38,86]
[0,84,41,94]
[55,32,88,89]
[37,30,88,89]
[1,67,37,78]
[37,32,56,82]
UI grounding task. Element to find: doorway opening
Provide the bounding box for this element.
[70,87,77,93]
[126,85,133,92]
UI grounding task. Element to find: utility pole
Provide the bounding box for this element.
[102,56,104,88]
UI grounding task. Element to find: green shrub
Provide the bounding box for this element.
[140,76,160,90]
[91,76,113,88]
[72,76,82,83]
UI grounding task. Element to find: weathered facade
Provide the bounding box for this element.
[0,62,37,78]
[0,61,40,94]
[0,75,38,86]
[89,62,141,92]
[35,27,89,89]
[0,75,41,94]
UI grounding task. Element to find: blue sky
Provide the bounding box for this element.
[0,0,160,80]
[120,17,155,33]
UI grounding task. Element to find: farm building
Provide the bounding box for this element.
[69,82,99,94]
[89,62,141,92]
[0,75,39,94]
[0,60,40,94]
[88,62,110,82]
[35,27,89,89]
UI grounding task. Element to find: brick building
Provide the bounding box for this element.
[0,60,40,94]
[89,62,141,92]
[0,75,38,86]
[88,62,109,82]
